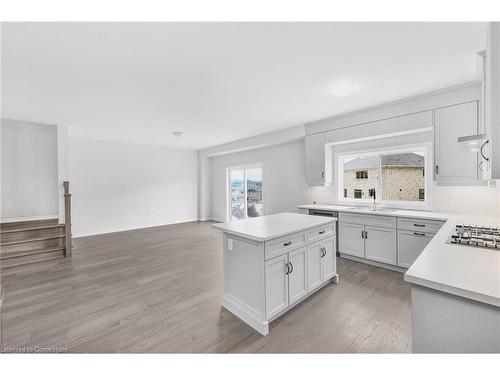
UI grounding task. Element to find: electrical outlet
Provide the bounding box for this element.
[227,239,233,251]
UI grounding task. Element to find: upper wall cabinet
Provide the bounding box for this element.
[434,101,480,185]
[305,133,332,186]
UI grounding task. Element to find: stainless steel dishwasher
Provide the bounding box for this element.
[308,209,339,256]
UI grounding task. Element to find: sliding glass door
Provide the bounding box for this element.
[228,167,263,221]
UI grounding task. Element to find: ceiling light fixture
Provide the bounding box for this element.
[329,81,358,97]
[172,131,184,137]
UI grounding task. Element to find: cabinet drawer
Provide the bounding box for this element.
[397,217,444,234]
[339,212,396,229]
[397,230,434,268]
[265,232,306,260]
[307,223,335,244]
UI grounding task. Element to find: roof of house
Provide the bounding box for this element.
[344,153,424,170]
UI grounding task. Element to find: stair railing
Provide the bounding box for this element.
[63,181,72,256]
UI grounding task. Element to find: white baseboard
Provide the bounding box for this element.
[73,217,199,238]
[1,215,59,223]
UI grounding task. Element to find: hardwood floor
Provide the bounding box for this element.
[0,221,411,353]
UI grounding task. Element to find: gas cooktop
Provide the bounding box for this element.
[448,225,500,249]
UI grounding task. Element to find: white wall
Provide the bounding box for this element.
[69,136,198,237]
[1,119,59,221]
[209,138,500,219]
[209,140,307,222]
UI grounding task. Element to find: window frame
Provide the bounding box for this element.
[226,163,264,221]
[335,143,432,210]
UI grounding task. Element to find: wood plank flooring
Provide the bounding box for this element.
[0,221,411,353]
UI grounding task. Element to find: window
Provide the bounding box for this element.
[228,167,263,221]
[419,189,425,200]
[337,145,430,208]
[356,170,368,179]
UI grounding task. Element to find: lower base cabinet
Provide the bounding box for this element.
[265,236,336,320]
[265,254,289,319]
[397,230,433,268]
[306,236,336,292]
[365,225,397,265]
[338,222,365,258]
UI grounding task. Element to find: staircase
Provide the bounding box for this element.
[0,181,72,268]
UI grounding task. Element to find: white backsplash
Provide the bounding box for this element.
[304,184,500,217]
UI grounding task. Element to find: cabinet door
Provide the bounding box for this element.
[398,230,433,268]
[265,254,289,319]
[365,225,397,265]
[435,101,478,183]
[305,133,325,186]
[338,222,365,258]
[307,242,323,292]
[288,247,308,305]
[321,236,336,281]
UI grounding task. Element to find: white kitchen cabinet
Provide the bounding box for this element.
[338,222,365,258]
[305,133,327,186]
[365,225,397,265]
[306,241,323,292]
[321,237,336,280]
[265,254,289,319]
[398,230,433,268]
[434,101,479,184]
[307,236,336,292]
[288,247,308,305]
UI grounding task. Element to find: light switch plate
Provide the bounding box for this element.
[227,239,233,251]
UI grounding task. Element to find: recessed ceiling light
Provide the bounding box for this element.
[329,81,358,97]
[172,131,183,137]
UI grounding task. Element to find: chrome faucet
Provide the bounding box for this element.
[368,188,377,210]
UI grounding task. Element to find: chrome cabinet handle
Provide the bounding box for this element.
[319,230,325,234]
[361,231,365,238]
[285,262,290,275]
[413,232,426,236]
[365,231,368,239]
[288,262,294,274]
[414,223,425,227]
[284,241,292,246]
[320,246,326,257]
[321,171,325,178]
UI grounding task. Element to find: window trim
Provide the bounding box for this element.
[226,163,264,221]
[334,142,433,210]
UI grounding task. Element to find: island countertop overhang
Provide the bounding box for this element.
[212,212,336,242]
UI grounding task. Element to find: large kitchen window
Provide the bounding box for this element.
[228,166,263,221]
[337,145,431,209]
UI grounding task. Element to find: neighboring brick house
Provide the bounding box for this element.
[343,153,425,201]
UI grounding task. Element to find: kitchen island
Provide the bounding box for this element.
[213,212,338,335]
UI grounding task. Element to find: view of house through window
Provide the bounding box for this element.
[228,167,263,220]
[339,148,427,205]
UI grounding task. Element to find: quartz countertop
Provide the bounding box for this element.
[297,204,447,221]
[404,213,500,307]
[212,212,336,242]
[298,203,500,307]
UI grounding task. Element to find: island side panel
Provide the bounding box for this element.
[223,233,266,324]
[411,285,500,353]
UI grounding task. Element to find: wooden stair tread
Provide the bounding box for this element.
[0,224,64,234]
[1,246,65,260]
[0,219,59,231]
[0,234,65,246]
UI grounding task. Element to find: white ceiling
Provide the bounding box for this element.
[1,22,486,149]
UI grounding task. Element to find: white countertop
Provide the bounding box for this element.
[299,204,500,307]
[404,213,500,307]
[297,204,448,221]
[212,212,336,242]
